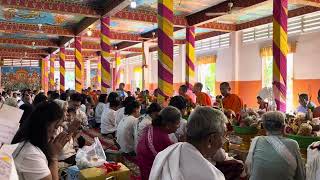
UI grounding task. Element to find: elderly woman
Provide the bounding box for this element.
[136,106,181,180]
[245,111,305,180]
[149,106,226,180]
[53,99,81,165]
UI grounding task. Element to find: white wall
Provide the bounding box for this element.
[238,31,320,81]
[292,32,320,79]
[122,30,320,90]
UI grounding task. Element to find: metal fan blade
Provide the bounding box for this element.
[205,12,228,16]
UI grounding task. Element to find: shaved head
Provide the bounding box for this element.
[220,82,230,88]
[220,82,231,97]
[193,82,203,93]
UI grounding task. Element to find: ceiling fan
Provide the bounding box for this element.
[205,0,242,16]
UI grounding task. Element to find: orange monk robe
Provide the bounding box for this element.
[182,94,194,105]
[89,91,98,104]
[313,106,320,118]
[195,92,212,106]
[222,94,243,114]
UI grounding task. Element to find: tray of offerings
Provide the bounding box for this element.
[230,108,261,150]
[285,113,320,157]
[286,134,320,149]
[233,125,258,135]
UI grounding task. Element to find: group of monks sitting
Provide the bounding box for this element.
[179,82,243,114]
[133,81,243,116]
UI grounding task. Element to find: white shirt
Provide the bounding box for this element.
[296,102,316,113]
[95,102,105,123]
[149,142,225,180]
[134,114,152,150]
[14,141,51,180]
[76,109,88,127]
[101,108,117,134]
[55,126,76,160]
[116,115,137,153]
[115,107,125,127]
[169,118,187,143]
[80,104,86,113]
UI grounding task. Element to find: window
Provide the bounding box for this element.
[133,66,142,90]
[197,56,216,96]
[262,54,294,112]
[119,68,124,84]
[243,11,320,43]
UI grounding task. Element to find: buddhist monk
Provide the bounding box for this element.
[313,90,320,118]
[178,85,195,107]
[220,82,243,114]
[193,82,212,106]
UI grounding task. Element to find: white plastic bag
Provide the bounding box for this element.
[75,137,106,169]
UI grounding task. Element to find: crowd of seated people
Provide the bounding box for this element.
[2,81,320,180]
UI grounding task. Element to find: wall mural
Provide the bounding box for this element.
[1,66,41,90]
[0,6,84,27]
[90,68,99,89]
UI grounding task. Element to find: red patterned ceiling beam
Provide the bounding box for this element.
[0,0,100,18]
[123,48,142,53]
[114,10,187,27]
[0,53,42,59]
[0,38,58,48]
[187,0,268,26]
[237,6,320,30]
[83,30,141,42]
[174,40,186,44]
[0,22,74,37]
[198,22,237,32]
[65,50,98,57]
[196,31,228,41]
[0,48,48,55]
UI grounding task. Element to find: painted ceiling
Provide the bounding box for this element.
[0,31,59,40]
[0,6,85,27]
[82,36,123,45]
[174,28,213,40]
[216,2,304,24]
[135,0,226,15]
[93,18,157,34]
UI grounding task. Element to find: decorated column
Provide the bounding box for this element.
[273,0,288,112]
[59,47,66,92]
[41,57,49,93]
[100,17,112,93]
[158,0,174,103]
[75,36,83,93]
[97,57,102,90]
[49,54,55,91]
[142,41,147,90]
[86,59,91,88]
[185,26,195,89]
[114,52,121,90]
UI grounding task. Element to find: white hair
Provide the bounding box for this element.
[187,106,226,142]
[53,99,68,110]
[4,97,18,108]
[262,111,285,134]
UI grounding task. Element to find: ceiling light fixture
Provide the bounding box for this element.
[87,28,93,37]
[130,0,137,9]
